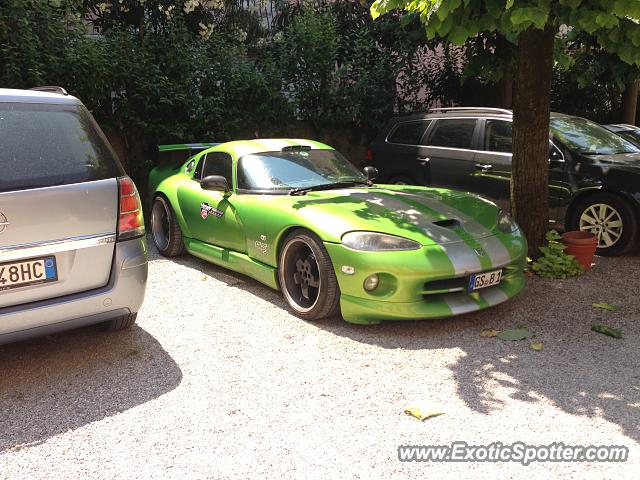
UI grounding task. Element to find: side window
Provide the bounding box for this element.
[193,154,206,181]
[425,119,478,149]
[202,152,233,186]
[387,120,431,145]
[484,120,513,153]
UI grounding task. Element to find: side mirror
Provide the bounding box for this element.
[201,175,229,193]
[549,147,564,168]
[363,166,378,181]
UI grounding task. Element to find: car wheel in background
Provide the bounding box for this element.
[278,229,340,321]
[151,196,185,257]
[571,192,638,256]
[103,312,138,332]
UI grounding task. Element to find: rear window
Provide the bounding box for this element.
[0,102,123,192]
[387,120,430,145]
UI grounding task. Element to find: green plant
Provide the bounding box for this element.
[531,231,585,279]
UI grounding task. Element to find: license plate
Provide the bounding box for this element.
[468,269,502,292]
[0,256,58,291]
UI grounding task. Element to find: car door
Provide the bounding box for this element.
[379,119,432,184]
[471,118,514,209]
[474,118,570,212]
[419,117,481,192]
[177,151,245,252]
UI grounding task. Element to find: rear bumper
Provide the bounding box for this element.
[0,237,148,344]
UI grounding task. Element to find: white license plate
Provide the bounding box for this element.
[0,256,58,291]
[468,269,502,292]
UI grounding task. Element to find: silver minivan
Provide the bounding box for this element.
[0,87,148,344]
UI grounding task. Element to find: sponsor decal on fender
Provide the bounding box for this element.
[200,202,224,219]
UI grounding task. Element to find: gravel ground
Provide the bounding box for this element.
[1,238,639,479]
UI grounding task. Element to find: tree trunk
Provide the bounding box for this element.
[500,63,513,109]
[621,80,639,125]
[511,26,555,258]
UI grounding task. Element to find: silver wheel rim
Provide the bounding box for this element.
[280,239,322,313]
[151,199,170,251]
[578,203,623,248]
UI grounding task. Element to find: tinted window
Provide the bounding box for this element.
[550,117,640,155]
[484,120,512,153]
[237,149,365,191]
[387,121,430,145]
[426,119,477,149]
[202,152,233,185]
[0,103,122,192]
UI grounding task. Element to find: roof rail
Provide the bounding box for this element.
[428,107,512,115]
[29,86,69,96]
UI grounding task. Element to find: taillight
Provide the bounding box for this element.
[365,148,373,164]
[117,176,145,241]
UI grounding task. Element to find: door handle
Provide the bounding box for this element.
[475,163,493,171]
[416,156,430,165]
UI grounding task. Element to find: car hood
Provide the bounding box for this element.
[582,152,640,167]
[280,185,505,246]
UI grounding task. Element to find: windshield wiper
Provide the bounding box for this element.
[289,180,371,196]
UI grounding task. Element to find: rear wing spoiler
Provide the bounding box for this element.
[156,142,220,169]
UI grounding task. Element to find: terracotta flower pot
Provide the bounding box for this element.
[561,231,598,271]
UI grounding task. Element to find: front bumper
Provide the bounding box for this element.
[0,237,148,344]
[324,236,526,324]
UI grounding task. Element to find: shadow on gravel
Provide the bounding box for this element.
[152,243,640,444]
[0,325,182,452]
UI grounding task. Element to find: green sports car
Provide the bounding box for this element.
[148,139,527,324]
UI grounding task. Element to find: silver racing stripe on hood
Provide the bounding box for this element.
[438,242,483,276]
[347,191,469,245]
[394,191,513,268]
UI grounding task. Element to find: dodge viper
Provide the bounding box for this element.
[148,139,526,324]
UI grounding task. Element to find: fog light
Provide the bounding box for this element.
[364,274,380,291]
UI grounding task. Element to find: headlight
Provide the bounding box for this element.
[341,232,421,251]
[497,210,518,233]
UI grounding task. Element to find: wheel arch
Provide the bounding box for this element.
[565,188,640,227]
[151,185,192,239]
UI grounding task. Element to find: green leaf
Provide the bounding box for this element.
[595,13,619,29]
[449,25,469,45]
[510,7,549,29]
[497,328,535,341]
[529,341,544,351]
[592,302,620,312]
[591,324,623,338]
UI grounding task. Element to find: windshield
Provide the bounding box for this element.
[0,102,123,192]
[236,149,366,192]
[550,117,640,155]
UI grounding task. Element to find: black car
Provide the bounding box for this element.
[367,107,640,256]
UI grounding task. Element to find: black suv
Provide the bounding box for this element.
[368,107,640,256]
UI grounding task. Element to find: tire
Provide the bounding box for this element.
[570,192,638,256]
[103,312,137,332]
[151,196,185,257]
[278,229,340,321]
[389,175,416,185]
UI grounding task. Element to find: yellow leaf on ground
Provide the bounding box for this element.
[404,402,445,421]
[202,275,208,281]
[530,341,544,351]
[480,329,499,338]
